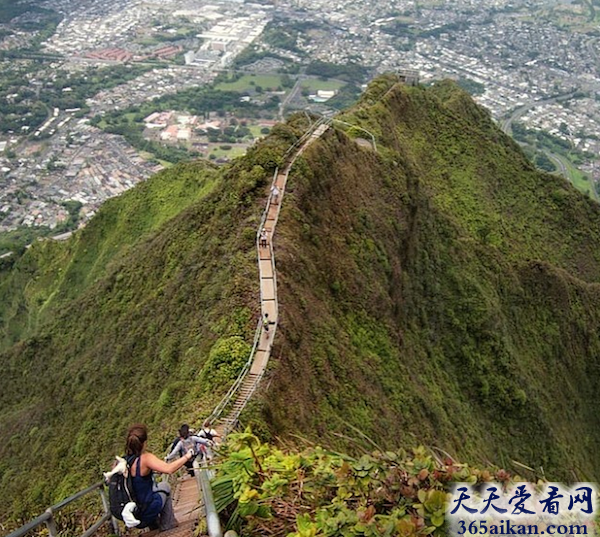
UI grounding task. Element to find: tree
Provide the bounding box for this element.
[534,152,557,172]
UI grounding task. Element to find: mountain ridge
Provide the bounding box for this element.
[2,75,600,523]
[260,77,600,478]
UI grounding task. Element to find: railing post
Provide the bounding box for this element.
[99,485,120,536]
[194,461,222,537]
[44,508,58,537]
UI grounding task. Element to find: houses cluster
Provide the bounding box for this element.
[87,67,215,114]
[0,123,159,232]
[4,0,600,231]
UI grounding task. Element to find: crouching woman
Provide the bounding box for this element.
[125,423,195,531]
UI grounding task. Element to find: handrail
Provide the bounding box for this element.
[208,319,262,424]
[5,512,52,537]
[209,165,280,428]
[7,118,331,537]
[210,120,328,433]
[80,514,111,537]
[52,482,104,511]
[257,167,280,237]
[329,118,377,151]
[194,461,222,537]
[5,481,117,537]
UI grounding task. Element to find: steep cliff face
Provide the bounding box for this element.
[259,77,600,480]
[2,76,600,524]
[0,133,298,521]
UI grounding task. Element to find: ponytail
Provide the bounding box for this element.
[125,424,148,456]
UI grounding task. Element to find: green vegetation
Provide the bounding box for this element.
[0,200,82,256]
[88,71,288,161]
[92,84,275,162]
[305,60,370,83]
[0,123,306,526]
[456,76,485,96]
[214,432,519,537]
[533,151,557,172]
[0,64,156,133]
[0,226,53,256]
[261,19,315,55]
[557,156,598,201]
[0,2,62,50]
[210,145,248,158]
[326,83,364,110]
[249,125,270,138]
[511,121,599,199]
[216,74,285,92]
[300,78,346,92]
[582,0,597,21]
[135,27,196,46]
[4,76,600,529]
[0,160,221,349]
[260,76,600,483]
[232,48,291,70]
[0,0,29,22]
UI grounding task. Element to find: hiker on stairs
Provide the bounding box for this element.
[262,312,274,333]
[165,424,211,476]
[125,423,194,532]
[197,420,220,462]
[270,185,280,205]
[259,228,268,248]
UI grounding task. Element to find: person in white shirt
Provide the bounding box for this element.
[271,185,280,205]
[198,420,221,461]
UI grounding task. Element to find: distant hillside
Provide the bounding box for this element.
[2,75,600,524]
[0,161,218,351]
[256,76,600,479]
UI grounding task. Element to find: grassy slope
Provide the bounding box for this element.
[0,126,307,522]
[3,75,600,524]
[0,161,218,350]
[256,76,600,481]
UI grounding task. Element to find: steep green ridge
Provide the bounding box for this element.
[256,76,600,481]
[0,128,302,523]
[2,76,600,526]
[0,161,218,350]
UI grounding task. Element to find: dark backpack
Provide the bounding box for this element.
[107,456,140,523]
[200,428,214,441]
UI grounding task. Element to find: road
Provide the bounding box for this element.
[544,151,568,178]
[279,75,304,121]
[499,91,579,137]
[586,37,600,70]
[544,150,599,201]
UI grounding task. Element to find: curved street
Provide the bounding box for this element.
[499,91,578,137]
